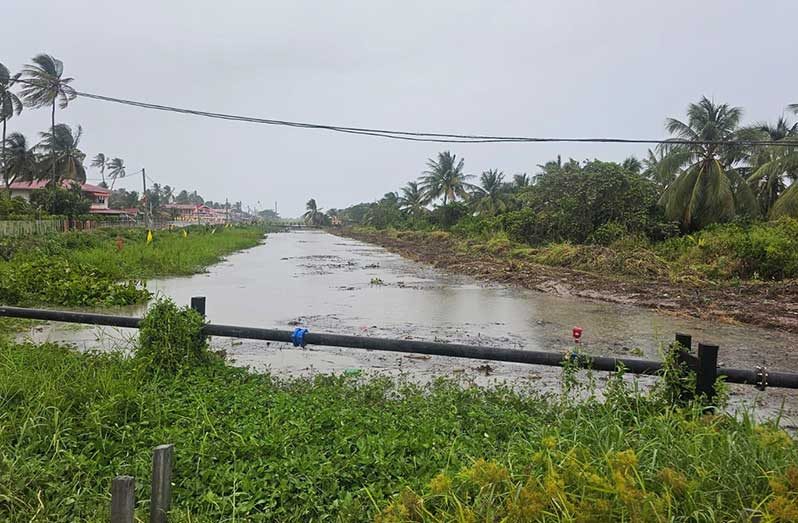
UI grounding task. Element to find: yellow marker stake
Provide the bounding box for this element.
[146,230,153,245]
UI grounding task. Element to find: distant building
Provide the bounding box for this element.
[8,180,127,216]
[164,203,226,224]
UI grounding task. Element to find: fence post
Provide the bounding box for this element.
[110,475,135,523]
[190,296,206,317]
[150,444,175,523]
[696,343,719,401]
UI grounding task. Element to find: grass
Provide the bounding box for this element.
[0,336,796,522]
[0,225,266,308]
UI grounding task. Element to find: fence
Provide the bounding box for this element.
[1,298,796,394]
[0,217,190,237]
[0,219,65,237]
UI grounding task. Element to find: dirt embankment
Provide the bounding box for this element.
[334,228,798,334]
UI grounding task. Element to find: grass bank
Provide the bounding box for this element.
[338,225,798,332]
[0,335,797,521]
[0,225,266,308]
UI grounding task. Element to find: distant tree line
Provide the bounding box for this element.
[313,97,798,244]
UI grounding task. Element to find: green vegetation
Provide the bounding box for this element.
[0,225,265,307]
[0,301,796,521]
[319,98,798,285]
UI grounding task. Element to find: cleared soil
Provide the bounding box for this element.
[335,228,798,334]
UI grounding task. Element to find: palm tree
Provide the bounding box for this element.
[107,157,126,189]
[163,185,174,204]
[512,173,530,189]
[398,181,426,217]
[303,198,323,225]
[420,151,473,205]
[745,116,798,215]
[472,169,509,215]
[2,133,38,188]
[658,97,758,231]
[19,54,76,184]
[91,153,108,186]
[37,124,86,183]
[641,148,677,189]
[1,63,24,190]
[622,156,642,174]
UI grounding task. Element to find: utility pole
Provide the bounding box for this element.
[141,168,150,229]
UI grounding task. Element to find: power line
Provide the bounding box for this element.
[12,78,798,147]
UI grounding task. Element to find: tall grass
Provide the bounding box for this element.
[0,338,795,522]
[0,226,265,307]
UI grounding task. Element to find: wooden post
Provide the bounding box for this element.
[150,444,175,523]
[696,343,719,400]
[190,296,206,317]
[674,333,692,368]
[110,475,135,523]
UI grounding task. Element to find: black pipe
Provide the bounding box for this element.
[1,305,797,389]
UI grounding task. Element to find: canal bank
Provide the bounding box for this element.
[20,229,798,423]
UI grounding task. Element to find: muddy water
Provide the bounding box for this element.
[25,230,798,423]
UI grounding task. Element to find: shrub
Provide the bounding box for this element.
[137,298,211,372]
[29,183,91,217]
[589,221,627,245]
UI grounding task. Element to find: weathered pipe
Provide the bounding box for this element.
[1,305,796,389]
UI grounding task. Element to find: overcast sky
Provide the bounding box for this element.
[4,0,798,216]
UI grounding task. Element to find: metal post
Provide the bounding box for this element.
[110,475,135,523]
[190,296,206,317]
[141,168,149,230]
[150,444,174,523]
[696,343,719,400]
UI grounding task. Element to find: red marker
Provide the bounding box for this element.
[572,326,583,343]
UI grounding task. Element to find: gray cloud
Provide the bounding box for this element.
[4,0,797,215]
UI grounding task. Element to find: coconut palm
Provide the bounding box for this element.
[91,153,108,186]
[107,158,126,189]
[512,173,530,189]
[303,198,324,225]
[1,63,24,190]
[744,116,798,215]
[2,132,38,188]
[641,148,678,189]
[658,97,758,231]
[472,169,509,215]
[420,151,473,205]
[19,54,76,184]
[37,124,86,183]
[622,156,643,174]
[398,181,426,217]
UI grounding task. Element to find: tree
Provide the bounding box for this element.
[107,158,125,189]
[658,97,757,231]
[622,156,643,174]
[1,63,23,190]
[175,189,190,204]
[19,54,76,184]
[398,181,426,217]
[303,198,326,225]
[512,173,530,189]
[420,151,473,205]
[745,116,798,216]
[91,153,107,186]
[162,185,174,204]
[472,169,509,216]
[29,182,90,217]
[641,148,677,189]
[37,124,86,183]
[2,133,38,188]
